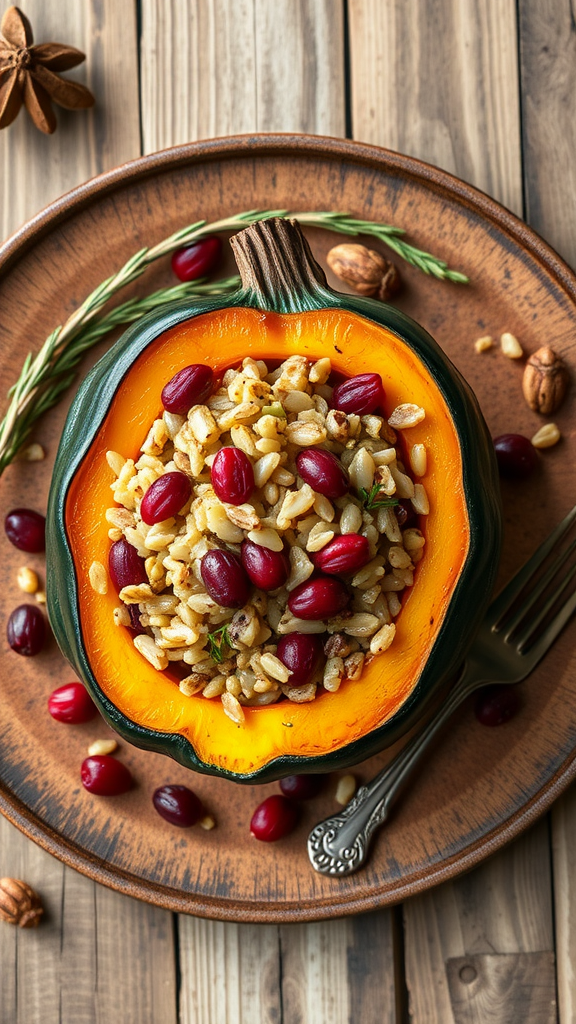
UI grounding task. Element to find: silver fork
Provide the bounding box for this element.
[308,504,576,877]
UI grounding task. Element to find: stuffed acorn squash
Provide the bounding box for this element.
[46,218,501,783]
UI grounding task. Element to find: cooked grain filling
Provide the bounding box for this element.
[104,355,429,725]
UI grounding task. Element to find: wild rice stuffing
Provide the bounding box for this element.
[103,355,428,724]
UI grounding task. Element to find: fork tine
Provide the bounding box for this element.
[501,537,576,640]
[490,504,576,629]
[515,561,576,650]
[519,580,576,664]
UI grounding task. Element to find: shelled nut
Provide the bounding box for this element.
[0,878,43,927]
[522,346,569,415]
[327,243,401,301]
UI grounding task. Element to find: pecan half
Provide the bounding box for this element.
[522,346,569,415]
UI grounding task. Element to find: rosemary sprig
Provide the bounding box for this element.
[0,273,240,472]
[294,212,469,283]
[0,207,466,476]
[359,485,400,512]
[207,624,232,664]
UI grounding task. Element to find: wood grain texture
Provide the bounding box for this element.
[552,787,576,1024]
[347,6,559,1023]
[0,817,178,1024]
[519,0,576,271]
[0,4,178,1023]
[519,5,576,1022]
[139,0,345,151]
[178,920,281,1023]
[279,912,398,1024]
[403,820,556,1024]
[0,0,141,237]
[446,952,557,1024]
[348,0,523,215]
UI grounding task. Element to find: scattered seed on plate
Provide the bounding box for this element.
[199,814,216,830]
[474,335,494,354]
[531,423,561,449]
[88,738,118,756]
[20,442,45,462]
[17,567,39,594]
[335,774,357,805]
[500,332,524,359]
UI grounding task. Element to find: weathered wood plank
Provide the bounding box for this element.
[403,820,556,1023]
[280,912,398,1024]
[552,788,576,1024]
[518,5,576,1023]
[0,0,141,238]
[178,919,281,1024]
[139,0,346,151]
[0,4,179,1024]
[348,4,558,1023]
[519,0,576,271]
[348,0,523,215]
[446,952,556,1024]
[0,817,178,1024]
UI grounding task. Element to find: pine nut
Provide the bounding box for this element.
[531,423,561,448]
[88,739,118,756]
[335,774,357,805]
[17,567,39,593]
[500,332,524,359]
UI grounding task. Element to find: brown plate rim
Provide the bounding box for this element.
[1,132,576,922]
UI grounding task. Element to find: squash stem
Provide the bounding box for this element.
[229,217,332,313]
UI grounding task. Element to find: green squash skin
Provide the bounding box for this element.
[46,283,502,785]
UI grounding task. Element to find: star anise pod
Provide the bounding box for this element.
[0,6,94,133]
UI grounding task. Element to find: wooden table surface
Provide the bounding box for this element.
[0,2,575,1022]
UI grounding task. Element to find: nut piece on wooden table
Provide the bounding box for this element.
[326,243,401,301]
[522,346,569,414]
[0,877,43,927]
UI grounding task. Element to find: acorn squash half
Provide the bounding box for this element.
[46,218,501,783]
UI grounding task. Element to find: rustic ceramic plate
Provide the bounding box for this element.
[1,135,575,923]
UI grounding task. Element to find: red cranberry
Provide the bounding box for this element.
[277,633,324,686]
[4,508,45,552]
[7,604,46,656]
[171,236,222,282]
[331,373,385,415]
[314,534,371,575]
[140,472,191,525]
[48,682,97,724]
[493,434,539,480]
[288,576,349,620]
[240,540,289,591]
[161,363,214,415]
[250,794,298,842]
[295,449,349,499]
[211,447,254,506]
[152,784,203,827]
[474,684,521,726]
[81,755,132,795]
[279,774,327,799]
[108,538,147,591]
[200,549,250,607]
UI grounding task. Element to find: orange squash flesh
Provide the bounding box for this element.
[65,306,468,777]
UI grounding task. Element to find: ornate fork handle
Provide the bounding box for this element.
[308,662,486,876]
